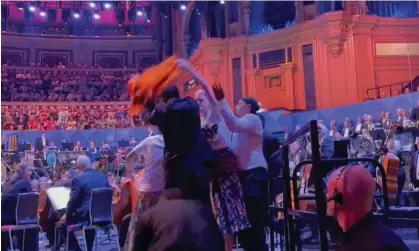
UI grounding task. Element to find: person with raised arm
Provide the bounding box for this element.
[212,83,269,251]
[177,59,250,251]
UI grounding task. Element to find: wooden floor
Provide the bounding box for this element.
[35,228,418,251]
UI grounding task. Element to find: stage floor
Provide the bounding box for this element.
[35,228,418,251]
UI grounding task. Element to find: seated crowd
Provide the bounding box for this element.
[1,66,135,102]
[1,104,145,130]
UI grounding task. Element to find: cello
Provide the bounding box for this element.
[112,178,133,228]
[375,124,400,206]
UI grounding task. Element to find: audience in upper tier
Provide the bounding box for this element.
[1,67,134,102]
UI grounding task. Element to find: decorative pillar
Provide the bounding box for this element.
[201,42,223,83]
[295,1,305,23]
[152,3,163,62]
[282,63,296,108]
[183,35,191,58]
[224,2,230,37]
[345,1,367,15]
[164,2,173,57]
[242,1,251,35]
[314,1,320,17]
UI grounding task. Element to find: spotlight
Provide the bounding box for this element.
[40,11,46,17]
[180,4,186,11]
[18,7,24,10]
[104,3,111,9]
[29,6,36,12]
[73,13,80,19]
[93,13,100,19]
[136,11,143,16]
[220,0,225,4]
[89,2,96,8]
[146,19,150,23]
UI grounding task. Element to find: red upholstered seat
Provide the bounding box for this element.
[1,224,40,232]
[1,225,16,231]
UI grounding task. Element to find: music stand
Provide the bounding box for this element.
[394,132,414,152]
[46,187,71,211]
[371,128,386,142]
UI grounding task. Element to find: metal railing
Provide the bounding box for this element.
[269,120,391,251]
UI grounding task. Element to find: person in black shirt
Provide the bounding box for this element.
[326,165,409,251]
[132,188,224,251]
[1,163,38,251]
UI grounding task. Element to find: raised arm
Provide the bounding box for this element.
[218,98,261,134]
[176,59,219,113]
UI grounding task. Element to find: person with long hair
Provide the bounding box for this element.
[177,59,250,251]
[212,84,269,251]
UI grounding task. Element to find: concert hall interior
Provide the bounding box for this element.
[2,1,419,251]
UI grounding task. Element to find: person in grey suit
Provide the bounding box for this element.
[56,155,110,251]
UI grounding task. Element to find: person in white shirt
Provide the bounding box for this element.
[212,83,269,251]
[177,59,250,251]
[124,128,165,249]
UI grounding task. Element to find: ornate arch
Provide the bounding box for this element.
[180,1,196,58]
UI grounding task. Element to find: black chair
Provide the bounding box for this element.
[58,188,119,251]
[1,192,43,251]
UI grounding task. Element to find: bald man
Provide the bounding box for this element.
[56,155,111,251]
[326,165,409,251]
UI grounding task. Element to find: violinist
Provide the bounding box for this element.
[44,169,78,247]
[73,141,83,152]
[94,154,115,174]
[107,172,119,191]
[55,155,110,251]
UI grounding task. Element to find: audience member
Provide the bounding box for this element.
[1,163,38,251]
[56,155,110,251]
[131,188,225,251]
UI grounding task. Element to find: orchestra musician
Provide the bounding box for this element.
[88,141,97,153]
[35,131,49,163]
[409,137,419,206]
[326,165,409,251]
[55,155,111,251]
[73,141,83,152]
[46,141,58,169]
[107,172,119,190]
[1,163,38,251]
[35,131,49,152]
[386,139,406,206]
[44,169,79,247]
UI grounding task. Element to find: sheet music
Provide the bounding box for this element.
[46,187,71,210]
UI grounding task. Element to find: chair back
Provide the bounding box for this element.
[16,192,40,225]
[90,188,113,226]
